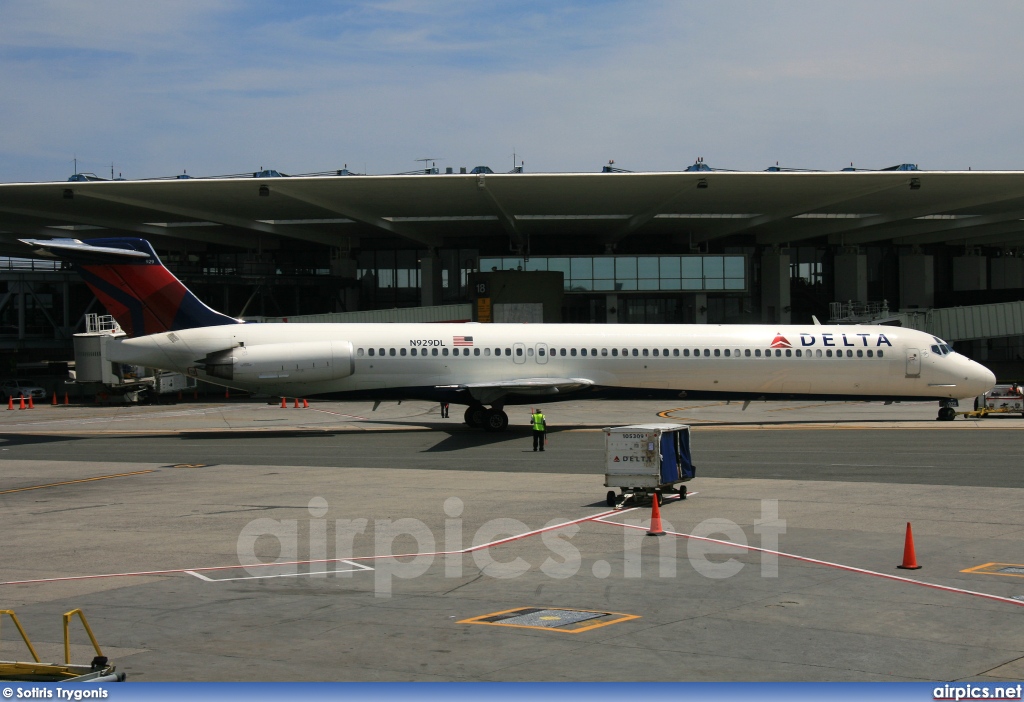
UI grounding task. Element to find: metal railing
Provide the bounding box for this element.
[828,300,891,322]
[83,313,122,334]
[0,257,62,271]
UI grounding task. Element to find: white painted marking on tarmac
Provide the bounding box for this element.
[308,408,370,421]
[0,509,624,586]
[186,560,373,582]
[593,516,1024,608]
[829,464,935,468]
[0,406,252,428]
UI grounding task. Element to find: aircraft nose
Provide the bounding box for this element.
[965,361,997,396]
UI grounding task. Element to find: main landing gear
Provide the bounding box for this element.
[464,404,509,432]
[937,399,957,421]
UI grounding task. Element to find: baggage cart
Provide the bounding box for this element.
[603,423,695,509]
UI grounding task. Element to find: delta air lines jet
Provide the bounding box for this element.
[23,238,996,431]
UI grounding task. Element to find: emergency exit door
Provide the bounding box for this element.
[535,343,548,364]
[906,348,921,377]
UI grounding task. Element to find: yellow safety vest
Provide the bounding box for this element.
[532,413,545,431]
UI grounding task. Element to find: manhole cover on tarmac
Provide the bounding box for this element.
[458,607,639,634]
[961,562,1024,578]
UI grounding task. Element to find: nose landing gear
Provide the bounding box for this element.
[937,399,958,421]
[464,404,509,432]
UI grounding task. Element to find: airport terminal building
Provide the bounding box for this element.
[1,161,1022,380]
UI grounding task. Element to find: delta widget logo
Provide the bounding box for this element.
[769,334,792,349]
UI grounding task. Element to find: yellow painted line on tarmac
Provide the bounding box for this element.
[960,562,1024,579]
[0,469,155,495]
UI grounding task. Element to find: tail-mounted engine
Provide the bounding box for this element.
[200,340,354,382]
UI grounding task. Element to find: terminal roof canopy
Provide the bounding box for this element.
[2,171,1024,256]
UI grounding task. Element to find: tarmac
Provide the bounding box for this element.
[0,397,1022,682]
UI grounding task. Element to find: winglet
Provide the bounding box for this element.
[811,315,822,326]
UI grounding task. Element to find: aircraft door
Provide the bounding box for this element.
[513,342,526,364]
[906,348,921,377]
[535,343,548,364]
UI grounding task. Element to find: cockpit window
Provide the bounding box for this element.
[930,337,953,356]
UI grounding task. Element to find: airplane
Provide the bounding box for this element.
[21,237,996,430]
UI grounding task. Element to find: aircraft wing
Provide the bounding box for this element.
[437,377,594,404]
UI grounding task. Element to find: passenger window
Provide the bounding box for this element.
[539,348,546,356]
[527,348,534,356]
[703,349,710,357]
[571,348,577,356]
[485,348,491,356]
[653,349,659,357]
[755,349,761,357]
[847,350,854,357]
[379,348,385,356]
[683,349,690,357]
[723,349,730,357]
[878,350,884,358]
[432,348,439,356]
[474,348,480,356]
[744,349,751,357]
[581,348,588,357]
[464,348,470,356]
[795,349,801,357]
[560,348,567,356]
[826,350,832,357]
[632,349,639,357]
[643,349,649,357]
[390,348,396,356]
[785,349,792,357]
[516,347,523,357]
[368,348,375,357]
[673,349,679,357]
[816,349,822,358]
[591,348,597,356]
[505,348,511,356]
[442,348,449,356]
[612,348,619,357]
[857,350,863,357]
[358,348,365,356]
[664,349,669,356]
[601,348,608,356]
[622,349,628,356]
[775,349,782,357]
[867,350,873,358]
[714,349,721,357]
[400,348,407,356]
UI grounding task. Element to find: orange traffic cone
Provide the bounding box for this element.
[18,395,25,410]
[280,397,287,408]
[302,398,309,408]
[6,396,13,410]
[28,396,35,409]
[225,389,230,399]
[897,522,922,570]
[64,392,69,406]
[293,398,300,408]
[52,392,58,406]
[647,493,666,536]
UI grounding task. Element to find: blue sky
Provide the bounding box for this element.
[2,1,1023,182]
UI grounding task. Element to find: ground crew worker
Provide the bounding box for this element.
[531,407,546,451]
[440,401,449,418]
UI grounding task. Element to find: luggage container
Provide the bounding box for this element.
[603,423,695,509]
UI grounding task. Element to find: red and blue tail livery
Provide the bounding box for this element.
[20,237,240,336]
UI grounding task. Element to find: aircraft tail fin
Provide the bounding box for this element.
[20,237,241,336]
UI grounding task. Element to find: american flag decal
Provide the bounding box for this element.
[453,335,474,347]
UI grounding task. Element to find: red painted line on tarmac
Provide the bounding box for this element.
[594,516,1024,608]
[0,509,623,586]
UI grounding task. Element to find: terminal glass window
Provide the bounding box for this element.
[479,254,746,293]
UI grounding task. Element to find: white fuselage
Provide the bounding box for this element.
[104,322,996,404]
